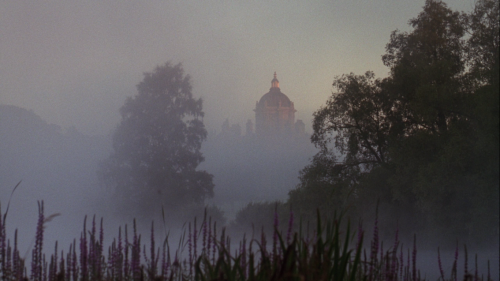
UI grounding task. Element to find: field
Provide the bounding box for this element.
[0,201,494,281]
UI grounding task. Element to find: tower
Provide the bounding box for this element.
[254,72,296,137]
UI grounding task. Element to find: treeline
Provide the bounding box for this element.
[235,0,499,246]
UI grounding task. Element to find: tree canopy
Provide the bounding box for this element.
[289,0,499,244]
[99,62,214,216]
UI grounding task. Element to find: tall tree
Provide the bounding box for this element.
[463,0,499,239]
[312,71,389,169]
[99,62,214,216]
[383,0,498,239]
[292,0,499,242]
[465,0,499,86]
[382,0,466,135]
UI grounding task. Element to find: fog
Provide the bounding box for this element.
[201,123,318,219]
[0,0,475,136]
[0,103,316,270]
[0,0,497,279]
[1,104,497,279]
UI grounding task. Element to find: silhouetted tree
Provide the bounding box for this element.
[291,0,499,243]
[99,62,214,216]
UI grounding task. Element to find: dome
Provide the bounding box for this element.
[254,72,297,137]
[257,88,292,108]
[256,72,292,108]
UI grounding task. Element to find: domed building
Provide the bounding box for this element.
[254,72,297,136]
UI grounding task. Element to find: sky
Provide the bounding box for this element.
[0,0,475,136]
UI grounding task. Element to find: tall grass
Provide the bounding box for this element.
[0,201,493,280]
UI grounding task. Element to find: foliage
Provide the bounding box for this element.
[311,72,389,168]
[230,201,283,233]
[98,62,214,216]
[291,0,499,243]
[0,201,495,280]
[289,151,358,221]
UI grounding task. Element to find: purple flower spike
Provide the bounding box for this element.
[13,229,20,279]
[203,210,207,255]
[212,221,217,264]
[399,245,404,281]
[0,209,3,274]
[124,224,129,278]
[188,222,193,276]
[132,221,141,280]
[407,248,410,280]
[273,204,279,260]
[380,241,384,265]
[80,216,88,281]
[390,226,399,281]
[438,247,445,281]
[286,211,294,245]
[53,240,58,278]
[6,240,12,279]
[412,234,417,281]
[161,241,166,278]
[369,208,379,281]
[463,244,468,277]
[193,217,197,267]
[72,242,77,281]
[452,241,458,281]
[117,226,123,280]
[90,215,95,276]
[207,217,212,259]
[150,221,156,277]
[31,201,45,281]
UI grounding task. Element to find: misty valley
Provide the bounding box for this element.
[0,0,499,280]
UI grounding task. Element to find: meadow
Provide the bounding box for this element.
[0,200,493,281]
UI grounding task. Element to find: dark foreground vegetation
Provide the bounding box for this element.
[0,202,494,281]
